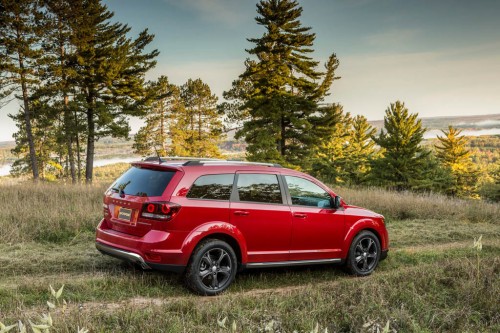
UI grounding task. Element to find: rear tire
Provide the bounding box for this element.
[345,230,381,276]
[185,239,237,296]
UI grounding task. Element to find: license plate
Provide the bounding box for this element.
[118,207,133,222]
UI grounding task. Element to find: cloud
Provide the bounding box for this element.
[163,0,253,26]
[148,59,245,98]
[365,29,421,47]
[331,42,500,120]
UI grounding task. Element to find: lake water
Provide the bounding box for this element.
[0,156,142,177]
[424,128,500,139]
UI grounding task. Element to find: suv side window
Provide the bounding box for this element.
[187,174,234,200]
[285,176,332,208]
[237,173,283,204]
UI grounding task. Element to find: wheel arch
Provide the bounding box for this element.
[181,222,248,266]
[196,233,243,268]
[343,218,387,257]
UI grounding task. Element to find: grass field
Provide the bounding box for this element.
[0,164,499,332]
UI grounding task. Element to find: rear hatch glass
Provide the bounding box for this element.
[111,166,175,197]
[106,166,176,236]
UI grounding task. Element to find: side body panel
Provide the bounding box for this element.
[289,206,344,260]
[230,201,292,262]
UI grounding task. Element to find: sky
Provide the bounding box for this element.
[1,0,499,141]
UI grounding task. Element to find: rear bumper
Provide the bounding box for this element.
[96,242,151,269]
[95,218,190,271]
[96,242,185,273]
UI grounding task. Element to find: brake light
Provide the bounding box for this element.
[141,202,180,221]
[103,203,110,217]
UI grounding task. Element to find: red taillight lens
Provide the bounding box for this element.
[141,202,180,221]
[103,203,110,217]
[147,203,155,213]
[161,204,170,214]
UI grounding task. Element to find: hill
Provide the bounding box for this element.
[368,113,500,131]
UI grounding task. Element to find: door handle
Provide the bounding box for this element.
[293,213,307,219]
[234,210,250,216]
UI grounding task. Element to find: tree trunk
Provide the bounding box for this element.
[60,31,76,184]
[74,108,82,183]
[64,95,76,183]
[198,103,202,156]
[160,100,165,153]
[280,115,286,157]
[18,55,39,181]
[85,95,95,184]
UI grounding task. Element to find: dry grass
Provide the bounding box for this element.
[0,183,105,243]
[92,162,131,181]
[337,186,499,223]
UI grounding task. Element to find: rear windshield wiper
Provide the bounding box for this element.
[111,187,126,197]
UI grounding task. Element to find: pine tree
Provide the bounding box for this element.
[9,97,62,179]
[435,126,479,197]
[312,105,351,183]
[170,78,224,157]
[40,0,81,182]
[68,0,158,183]
[344,115,377,184]
[371,101,429,190]
[479,163,500,202]
[223,0,340,168]
[133,76,180,156]
[0,0,43,181]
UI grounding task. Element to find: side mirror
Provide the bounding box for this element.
[331,195,342,209]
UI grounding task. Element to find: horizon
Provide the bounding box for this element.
[1,112,499,145]
[1,0,499,141]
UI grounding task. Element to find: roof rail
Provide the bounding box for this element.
[142,156,282,168]
[143,156,224,163]
[182,160,282,168]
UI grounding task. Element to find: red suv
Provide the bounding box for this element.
[96,158,389,295]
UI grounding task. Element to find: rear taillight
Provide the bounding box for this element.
[141,202,180,221]
[103,203,110,217]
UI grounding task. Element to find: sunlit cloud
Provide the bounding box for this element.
[331,41,500,120]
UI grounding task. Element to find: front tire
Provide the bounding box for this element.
[346,230,381,276]
[185,239,237,296]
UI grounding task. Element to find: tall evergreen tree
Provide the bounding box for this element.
[133,76,181,156]
[344,115,377,184]
[0,0,43,180]
[435,126,479,197]
[69,0,158,183]
[9,97,62,179]
[312,105,351,183]
[223,0,340,168]
[170,78,223,157]
[371,101,429,190]
[40,0,79,183]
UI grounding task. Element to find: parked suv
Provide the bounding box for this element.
[96,158,389,295]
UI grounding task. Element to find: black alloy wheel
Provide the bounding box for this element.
[185,239,237,295]
[346,230,381,276]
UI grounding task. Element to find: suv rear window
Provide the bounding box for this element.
[111,166,175,197]
[187,174,234,200]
